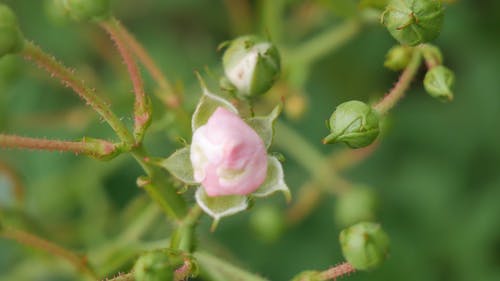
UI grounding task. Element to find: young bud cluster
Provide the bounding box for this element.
[222,35,281,99]
[0,4,24,58]
[323,101,380,149]
[381,0,444,46]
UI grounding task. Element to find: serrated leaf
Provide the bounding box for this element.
[246,105,281,148]
[253,156,291,202]
[195,187,248,225]
[192,74,238,131]
[161,147,197,185]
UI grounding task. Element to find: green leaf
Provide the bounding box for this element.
[245,105,281,148]
[192,74,238,131]
[161,147,197,185]
[253,156,291,202]
[195,187,248,227]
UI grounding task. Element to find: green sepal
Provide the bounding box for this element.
[195,187,248,230]
[192,73,238,132]
[245,104,281,149]
[253,156,291,202]
[161,146,197,185]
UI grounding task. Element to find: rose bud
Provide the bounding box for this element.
[222,35,281,99]
[381,0,444,46]
[323,100,380,149]
[0,4,24,58]
[424,65,455,102]
[190,107,268,197]
[339,222,390,270]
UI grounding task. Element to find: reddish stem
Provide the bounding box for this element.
[100,18,150,140]
[0,134,115,158]
[319,262,356,280]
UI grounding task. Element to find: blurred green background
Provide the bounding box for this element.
[1,0,499,280]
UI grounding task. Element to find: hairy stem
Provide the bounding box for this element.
[0,226,97,279]
[100,18,151,141]
[21,41,135,147]
[318,262,356,280]
[0,134,116,158]
[111,19,181,109]
[373,50,422,114]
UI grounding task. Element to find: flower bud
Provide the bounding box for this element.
[339,222,390,270]
[384,45,413,71]
[62,0,111,22]
[335,185,378,227]
[133,250,183,281]
[323,101,380,149]
[424,65,454,102]
[222,35,281,99]
[0,4,24,57]
[381,0,444,46]
[250,204,285,243]
[190,107,268,197]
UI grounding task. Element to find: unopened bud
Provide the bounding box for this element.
[335,185,378,227]
[0,4,24,57]
[424,65,454,102]
[384,45,413,71]
[339,222,390,270]
[381,0,444,46]
[323,101,380,149]
[222,35,281,99]
[62,0,111,22]
[133,250,183,281]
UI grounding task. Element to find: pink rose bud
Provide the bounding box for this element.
[190,107,268,197]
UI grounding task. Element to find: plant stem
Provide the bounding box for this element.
[170,204,203,252]
[373,50,422,114]
[289,19,361,66]
[100,18,151,141]
[318,262,356,280]
[0,134,117,158]
[21,41,135,147]
[0,226,97,279]
[131,146,187,220]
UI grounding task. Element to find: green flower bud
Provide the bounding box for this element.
[384,45,413,71]
[250,204,285,243]
[133,250,183,281]
[339,222,390,270]
[62,0,111,22]
[0,4,24,57]
[323,101,380,149]
[222,35,281,99]
[424,65,454,102]
[335,185,378,227]
[45,0,71,24]
[381,0,444,46]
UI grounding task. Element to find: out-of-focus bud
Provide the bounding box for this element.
[62,0,111,22]
[250,204,285,243]
[424,65,454,102]
[0,4,24,58]
[133,250,183,281]
[222,35,281,99]
[420,44,443,67]
[323,101,380,149]
[335,185,378,227]
[381,0,444,46]
[384,45,413,71]
[339,222,390,270]
[285,94,308,120]
[45,0,71,24]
